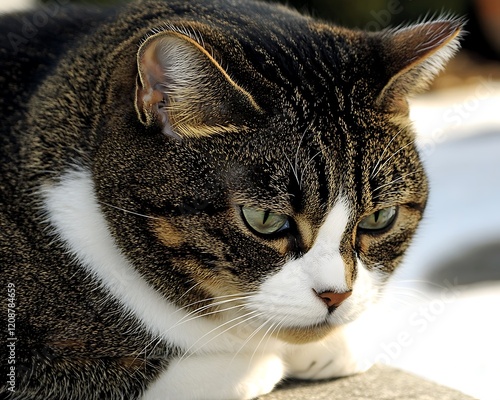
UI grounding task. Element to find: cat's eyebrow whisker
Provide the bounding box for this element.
[371,140,416,182]
[286,117,317,190]
[372,171,419,193]
[294,118,316,188]
[99,201,160,220]
[299,150,322,190]
[371,189,418,201]
[285,153,301,189]
[370,128,405,180]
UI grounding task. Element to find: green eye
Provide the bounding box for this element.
[241,206,290,235]
[359,206,397,231]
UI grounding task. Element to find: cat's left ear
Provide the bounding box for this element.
[135,30,261,139]
[376,18,464,113]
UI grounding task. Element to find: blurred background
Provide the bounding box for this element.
[1,0,499,398]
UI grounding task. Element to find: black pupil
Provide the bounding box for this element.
[263,209,271,224]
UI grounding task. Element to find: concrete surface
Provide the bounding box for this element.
[260,365,475,400]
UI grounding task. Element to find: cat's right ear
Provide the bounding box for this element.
[135,30,261,140]
[375,18,464,113]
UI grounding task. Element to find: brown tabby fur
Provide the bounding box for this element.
[0,0,462,398]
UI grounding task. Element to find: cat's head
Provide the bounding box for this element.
[95,3,463,344]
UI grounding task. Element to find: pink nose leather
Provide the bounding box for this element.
[316,290,352,309]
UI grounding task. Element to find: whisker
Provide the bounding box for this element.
[177,292,256,315]
[229,316,273,369]
[99,201,160,220]
[248,316,284,367]
[299,150,322,189]
[372,171,419,193]
[371,189,418,201]
[385,289,433,304]
[253,316,283,364]
[295,119,314,170]
[295,118,316,189]
[161,298,251,336]
[285,153,301,189]
[178,310,265,363]
[267,315,289,349]
[371,140,416,182]
[370,128,404,180]
[285,117,317,190]
[144,303,249,359]
[178,281,203,301]
[391,287,446,301]
[395,278,459,291]
[143,295,254,355]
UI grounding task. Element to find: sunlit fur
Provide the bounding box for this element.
[0,0,463,398]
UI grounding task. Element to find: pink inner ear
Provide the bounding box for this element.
[142,88,164,107]
[139,42,166,107]
[135,30,262,138]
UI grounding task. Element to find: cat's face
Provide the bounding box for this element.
[94,9,460,344]
[136,113,427,344]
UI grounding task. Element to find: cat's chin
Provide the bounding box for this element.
[271,322,337,344]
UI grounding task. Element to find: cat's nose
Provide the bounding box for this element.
[316,290,352,311]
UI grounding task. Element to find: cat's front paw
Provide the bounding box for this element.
[142,352,284,400]
[285,324,372,380]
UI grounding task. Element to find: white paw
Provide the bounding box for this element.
[286,323,373,380]
[142,352,285,400]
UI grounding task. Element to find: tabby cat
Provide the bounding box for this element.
[0,0,462,398]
